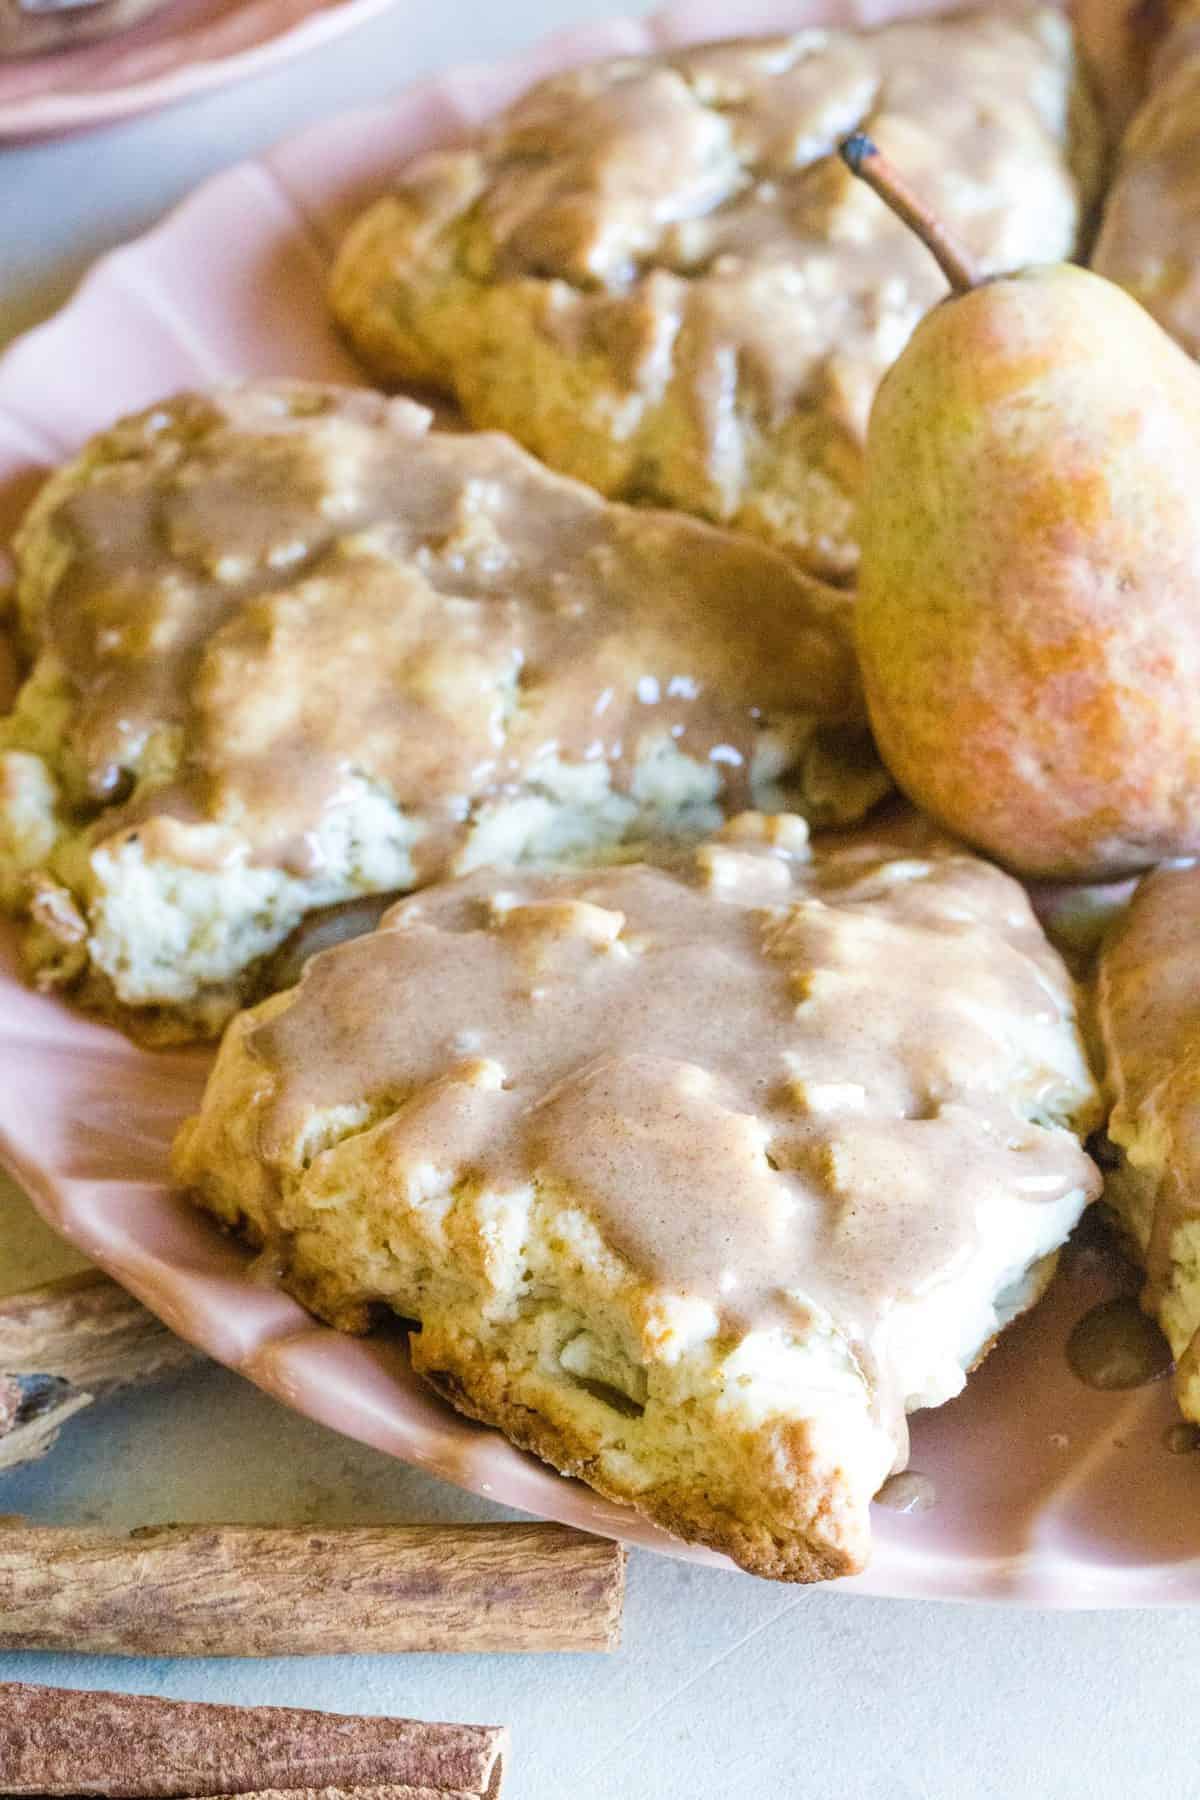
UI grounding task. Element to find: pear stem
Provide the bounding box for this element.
[839,133,980,296]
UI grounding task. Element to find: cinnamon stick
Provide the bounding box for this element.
[0,1374,92,1473]
[0,1269,198,1392]
[0,1271,198,1467]
[0,1684,508,1798]
[0,1520,626,1655]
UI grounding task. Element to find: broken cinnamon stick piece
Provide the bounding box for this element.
[0,1684,508,1798]
[0,1271,199,1468]
[0,1269,198,1392]
[0,1520,626,1654]
[0,1374,92,1473]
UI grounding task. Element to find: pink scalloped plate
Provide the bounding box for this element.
[0,0,401,143]
[3,0,1198,1604]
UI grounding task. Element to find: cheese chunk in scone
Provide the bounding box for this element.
[174,818,1101,1581]
[0,382,883,1044]
[1097,862,1200,1422]
[330,10,1103,580]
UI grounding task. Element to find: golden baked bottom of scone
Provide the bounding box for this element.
[174,816,1101,1581]
[1092,2,1200,359]
[329,10,1103,581]
[1097,862,1200,1422]
[0,381,884,1044]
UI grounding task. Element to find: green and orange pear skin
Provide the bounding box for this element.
[846,136,1200,882]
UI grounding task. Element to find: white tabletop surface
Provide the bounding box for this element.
[0,7,1192,1795]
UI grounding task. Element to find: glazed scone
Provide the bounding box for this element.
[174,817,1102,1581]
[0,382,883,1044]
[330,11,1103,580]
[1097,862,1200,1420]
[1092,2,1200,358]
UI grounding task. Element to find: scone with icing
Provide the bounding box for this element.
[1097,863,1200,1421]
[174,818,1101,1580]
[330,11,1103,580]
[0,382,883,1044]
[1092,1,1200,358]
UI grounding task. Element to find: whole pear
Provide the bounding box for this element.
[855,260,1200,881]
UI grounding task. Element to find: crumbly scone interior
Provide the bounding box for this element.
[330,9,1104,578]
[175,817,1101,1580]
[0,381,886,1043]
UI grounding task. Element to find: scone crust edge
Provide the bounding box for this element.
[329,13,1104,577]
[411,1343,863,1582]
[0,379,884,1043]
[172,993,877,1583]
[174,839,1102,1582]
